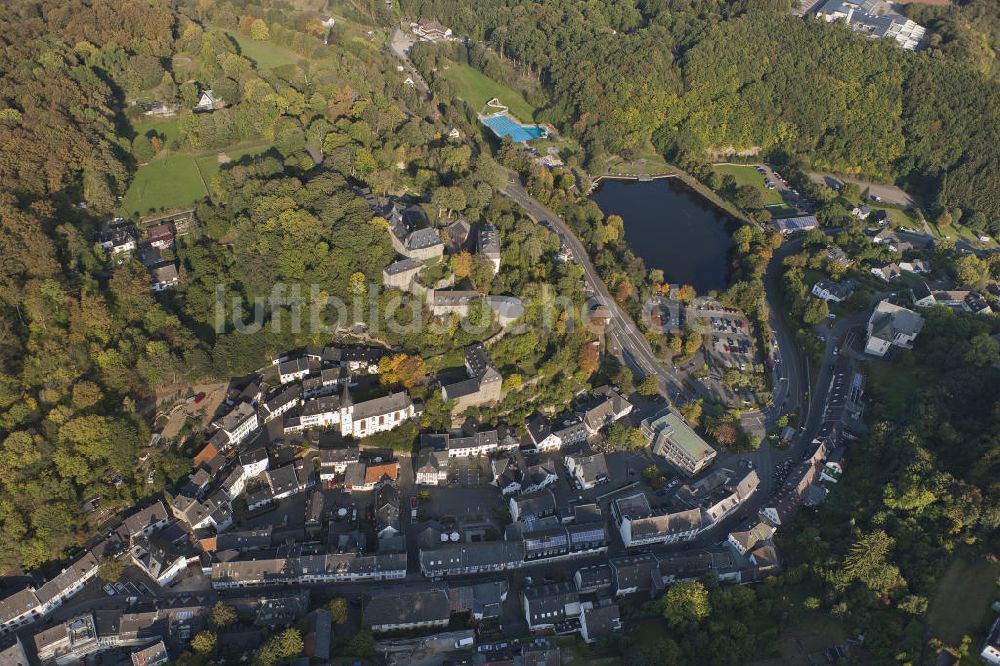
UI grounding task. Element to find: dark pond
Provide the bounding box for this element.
[590,177,737,293]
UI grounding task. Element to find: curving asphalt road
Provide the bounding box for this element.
[502,177,691,400]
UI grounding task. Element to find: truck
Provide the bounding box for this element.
[454,637,474,648]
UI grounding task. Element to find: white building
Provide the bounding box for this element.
[219,402,259,447]
[613,494,701,548]
[286,387,419,438]
[864,300,924,357]
[278,357,311,384]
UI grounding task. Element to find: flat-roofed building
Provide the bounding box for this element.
[641,410,717,476]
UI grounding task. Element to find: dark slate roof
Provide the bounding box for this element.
[363,588,451,627]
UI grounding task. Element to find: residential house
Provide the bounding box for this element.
[221,465,250,501]
[240,447,270,479]
[219,402,259,447]
[130,640,168,666]
[358,462,399,491]
[476,223,502,275]
[682,468,761,526]
[146,223,174,250]
[278,357,312,384]
[510,490,557,523]
[122,502,170,539]
[613,493,702,548]
[34,551,100,614]
[565,453,609,490]
[609,553,659,596]
[526,412,561,452]
[573,565,613,594]
[129,534,191,586]
[245,486,274,513]
[451,580,509,621]
[412,448,448,486]
[34,614,100,665]
[374,482,400,539]
[266,465,302,500]
[641,410,717,476]
[364,588,451,633]
[578,386,633,434]
[193,89,223,112]
[441,344,503,413]
[211,550,407,588]
[870,262,901,282]
[149,264,179,292]
[726,521,776,557]
[851,204,871,220]
[522,583,579,631]
[491,455,523,496]
[419,541,525,578]
[421,428,499,458]
[864,300,924,357]
[412,19,452,42]
[318,447,359,481]
[261,384,301,424]
[811,279,854,303]
[286,386,419,438]
[0,588,42,636]
[97,220,136,255]
[774,215,818,235]
[899,259,930,275]
[443,218,470,252]
[579,603,622,643]
[521,464,557,495]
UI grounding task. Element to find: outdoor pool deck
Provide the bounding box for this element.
[480,112,548,143]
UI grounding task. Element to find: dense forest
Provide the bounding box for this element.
[402,0,1000,223]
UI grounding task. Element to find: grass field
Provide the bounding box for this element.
[132,117,180,146]
[440,61,537,121]
[712,164,785,206]
[119,154,207,218]
[121,142,275,217]
[927,554,1000,644]
[194,142,273,183]
[226,32,301,69]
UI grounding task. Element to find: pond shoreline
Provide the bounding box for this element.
[589,177,738,293]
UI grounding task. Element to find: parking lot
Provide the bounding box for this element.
[698,310,756,371]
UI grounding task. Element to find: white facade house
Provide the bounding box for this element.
[286,388,418,438]
[278,357,311,384]
[240,448,269,479]
[864,300,924,357]
[220,402,259,447]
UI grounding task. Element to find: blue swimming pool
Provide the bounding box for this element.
[481,113,547,143]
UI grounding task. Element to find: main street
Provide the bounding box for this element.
[499,174,855,521]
